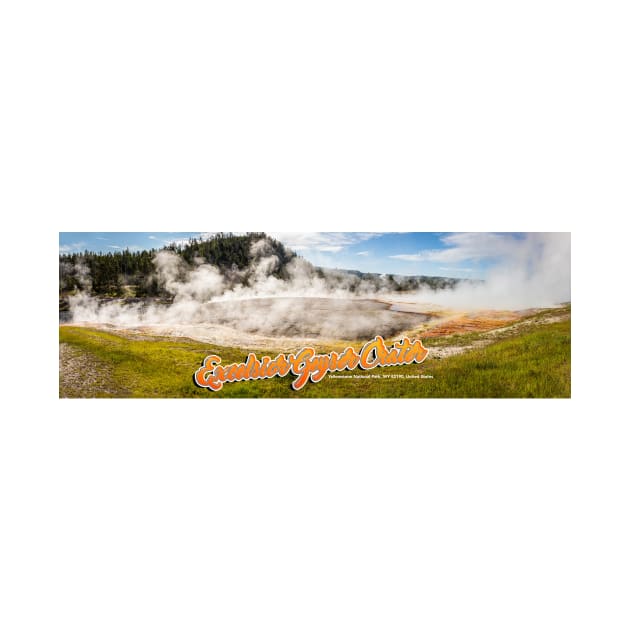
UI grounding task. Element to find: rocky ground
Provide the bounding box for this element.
[59,343,127,398]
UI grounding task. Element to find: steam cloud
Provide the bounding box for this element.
[65,233,570,342]
[410,232,571,310]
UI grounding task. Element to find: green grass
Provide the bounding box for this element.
[59,318,570,398]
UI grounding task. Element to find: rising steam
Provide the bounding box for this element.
[409,232,571,310]
[64,233,570,342]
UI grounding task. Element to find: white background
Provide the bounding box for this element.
[1,1,629,629]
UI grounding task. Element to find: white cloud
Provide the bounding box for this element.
[270,232,380,253]
[108,245,122,249]
[390,253,424,261]
[356,251,369,256]
[390,233,520,263]
[59,242,86,253]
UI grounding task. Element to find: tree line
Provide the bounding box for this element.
[59,232,462,298]
[59,233,295,297]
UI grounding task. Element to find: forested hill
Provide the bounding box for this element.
[59,233,295,296]
[167,232,295,269]
[59,232,460,298]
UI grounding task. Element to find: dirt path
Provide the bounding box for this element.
[59,343,126,398]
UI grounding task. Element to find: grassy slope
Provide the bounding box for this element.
[59,315,570,398]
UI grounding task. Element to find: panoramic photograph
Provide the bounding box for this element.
[59,231,571,398]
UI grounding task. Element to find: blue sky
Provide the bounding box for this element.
[59,232,523,278]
